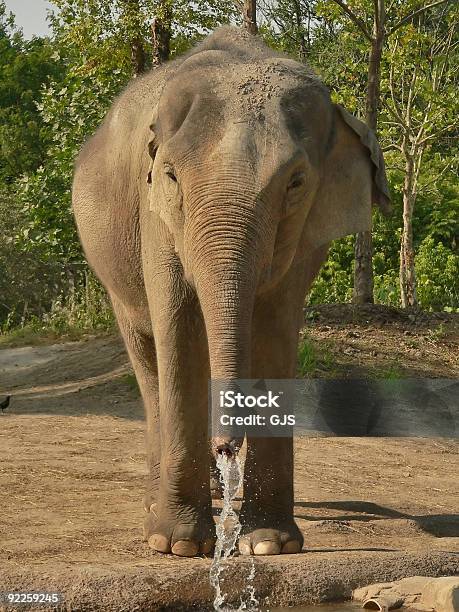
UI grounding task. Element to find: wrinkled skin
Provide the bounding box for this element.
[73,27,390,557]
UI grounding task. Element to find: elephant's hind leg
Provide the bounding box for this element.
[110,296,160,515]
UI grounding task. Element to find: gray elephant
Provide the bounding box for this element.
[73,27,390,557]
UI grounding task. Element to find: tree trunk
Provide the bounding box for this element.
[152,1,172,66]
[400,157,418,308]
[124,0,146,76]
[131,37,146,75]
[293,0,307,59]
[353,1,385,305]
[365,34,384,132]
[242,0,258,35]
[353,231,375,304]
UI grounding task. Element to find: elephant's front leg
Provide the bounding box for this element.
[239,276,307,555]
[240,437,302,555]
[145,270,214,557]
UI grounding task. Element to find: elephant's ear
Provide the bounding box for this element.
[304,104,391,250]
[336,105,391,213]
[146,106,159,190]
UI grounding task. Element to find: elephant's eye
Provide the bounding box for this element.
[164,164,178,183]
[287,171,306,191]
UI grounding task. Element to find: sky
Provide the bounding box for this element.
[4,0,53,39]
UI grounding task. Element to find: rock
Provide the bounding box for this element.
[422,576,459,612]
[353,575,459,611]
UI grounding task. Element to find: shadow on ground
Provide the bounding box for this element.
[294,501,459,538]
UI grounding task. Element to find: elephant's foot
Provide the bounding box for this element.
[238,511,303,555]
[143,508,215,557]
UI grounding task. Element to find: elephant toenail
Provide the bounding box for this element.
[148,534,170,553]
[281,540,301,554]
[253,541,281,555]
[171,540,199,557]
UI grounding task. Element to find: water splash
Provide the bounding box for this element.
[210,453,243,611]
[210,453,259,612]
[239,556,259,611]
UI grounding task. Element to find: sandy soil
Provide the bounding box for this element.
[0,307,458,610]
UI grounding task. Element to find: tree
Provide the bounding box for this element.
[383,12,458,307]
[259,1,458,311]
[258,0,324,59]
[323,0,455,304]
[0,4,63,182]
[151,0,172,65]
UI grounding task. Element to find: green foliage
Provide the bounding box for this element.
[0,5,63,181]
[308,236,354,304]
[416,237,459,311]
[49,0,238,66]
[41,272,114,333]
[18,56,127,262]
[0,184,64,326]
[1,270,114,339]
[0,0,458,343]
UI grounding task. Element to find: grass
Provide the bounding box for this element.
[377,362,404,379]
[297,335,336,377]
[0,323,95,348]
[298,337,317,375]
[0,315,115,349]
[121,372,140,394]
[0,273,115,349]
[426,322,447,341]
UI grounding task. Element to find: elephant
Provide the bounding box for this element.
[72,26,390,558]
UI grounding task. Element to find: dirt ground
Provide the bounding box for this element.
[302,304,459,378]
[0,306,458,610]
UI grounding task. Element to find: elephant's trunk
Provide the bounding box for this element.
[187,195,267,456]
[198,273,254,458]
[192,205,259,380]
[199,276,254,379]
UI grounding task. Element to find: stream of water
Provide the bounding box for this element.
[210,454,258,612]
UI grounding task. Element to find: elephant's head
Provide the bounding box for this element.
[146,43,390,389]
